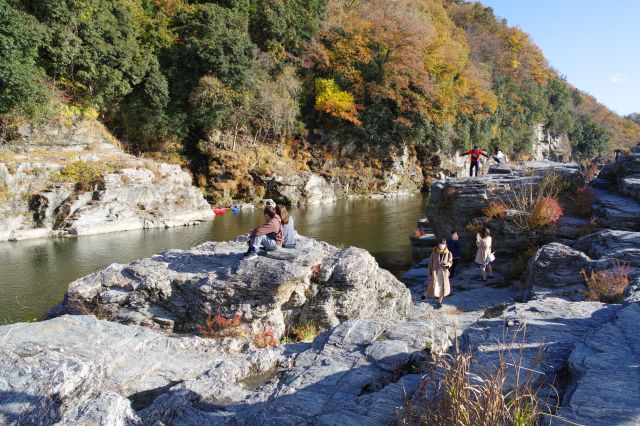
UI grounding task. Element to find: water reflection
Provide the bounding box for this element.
[0,194,428,323]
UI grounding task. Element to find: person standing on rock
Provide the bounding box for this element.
[276,205,297,248]
[492,147,508,164]
[244,206,283,259]
[446,231,461,278]
[475,227,494,282]
[460,146,489,177]
[422,238,453,307]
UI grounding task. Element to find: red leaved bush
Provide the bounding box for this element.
[254,324,278,349]
[196,310,245,339]
[528,196,563,229]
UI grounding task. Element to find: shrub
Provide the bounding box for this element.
[582,262,630,303]
[483,201,507,220]
[574,186,595,217]
[505,244,539,281]
[196,310,246,339]
[528,196,563,230]
[254,324,277,349]
[50,161,116,192]
[465,217,487,234]
[398,326,556,425]
[290,321,320,342]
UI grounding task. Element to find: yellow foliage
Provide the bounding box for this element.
[315,78,361,125]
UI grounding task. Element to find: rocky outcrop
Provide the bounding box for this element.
[54,236,412,339]
[532,123,572,162]
[591,143,640,231]
[0,119,212,242]
[265,172,336,206]
[555,303,640,425]
[425,161,582,253]
[526,230,640,301]
[0,315,282,425]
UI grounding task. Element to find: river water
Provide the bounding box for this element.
[0,194,428,324]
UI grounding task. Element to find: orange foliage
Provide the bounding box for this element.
[528,196,563,229]
[254,324,278,349]
[582,262,630,304]
[196,310,245,339]
[482,201,507,220]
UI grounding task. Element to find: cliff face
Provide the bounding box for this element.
[0,118,212,241]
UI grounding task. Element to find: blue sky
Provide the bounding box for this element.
[480,0,640,115]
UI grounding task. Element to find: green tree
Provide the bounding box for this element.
[570,115,609,159]
[0,0,48,117]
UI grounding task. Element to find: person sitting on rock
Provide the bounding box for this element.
[422,238,453,307]
[460,146,489,177]
[244,206,283,259]
[446,231,461,278]
[276,204,297,248]
[475,227,494,282]
[492,147,508,164]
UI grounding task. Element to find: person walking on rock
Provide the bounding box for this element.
[475,227,494,282]
[423,238,453,307]
[276,204,297,248]
[446,231,461,278]
[460,146,489,177]
[244,206,283,259]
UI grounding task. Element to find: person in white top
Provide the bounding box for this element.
[475,227,494,282]
[492,147,508,164]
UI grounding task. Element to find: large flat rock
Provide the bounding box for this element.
[555,303,640,425]
[55,236,412,340]
[0,315,282,425]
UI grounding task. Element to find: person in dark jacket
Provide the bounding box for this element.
[446,231,461,278]
[460,146,489,177]
[244,206,283,259]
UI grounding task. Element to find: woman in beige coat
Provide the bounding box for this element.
[475,227,494,282]
[423,238,453,307]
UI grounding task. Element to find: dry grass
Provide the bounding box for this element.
[483,201,507,220]
[465,217,488,234]
[582,262,630,303]
[573,186,595,217]
[398,326,558,426]
[290,321,320,342]
[49,161,117,192]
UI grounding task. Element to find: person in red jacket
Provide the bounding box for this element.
[243,206,283,259]
[460,146,489,177]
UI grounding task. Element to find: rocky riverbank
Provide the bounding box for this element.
[1,146,639,425]
[0,118,213,242]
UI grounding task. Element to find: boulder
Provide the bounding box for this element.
[526,243,591,300]
[532,123,572,162]
[526,231,640,301]
[266,172,336,206]
[54,236,412,340]
[555,303,640,425]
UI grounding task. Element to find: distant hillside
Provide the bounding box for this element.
[626,113,640,126]
[2,0,639,200]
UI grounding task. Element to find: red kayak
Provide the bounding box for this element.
[212,208,227,215]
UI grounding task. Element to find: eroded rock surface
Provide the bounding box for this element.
[0,119,212,242]
[55,236,412,340]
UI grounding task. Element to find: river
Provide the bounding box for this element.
[0,194,428,324]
